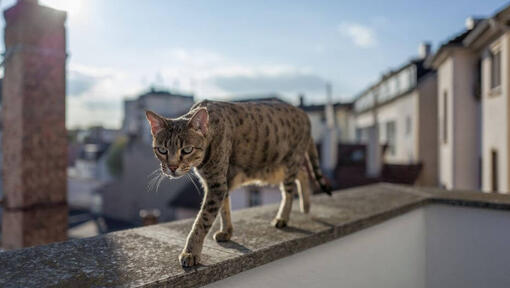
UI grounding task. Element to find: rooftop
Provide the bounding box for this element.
[2,184,510,287]
[299,102,353,113]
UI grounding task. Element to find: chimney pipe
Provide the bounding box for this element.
[298,94,305,107]
[465,16,478,30]
[419,42,431,59]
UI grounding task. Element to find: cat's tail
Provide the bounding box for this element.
[305,140,332,196]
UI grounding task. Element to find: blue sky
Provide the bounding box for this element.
[0,0,507,128]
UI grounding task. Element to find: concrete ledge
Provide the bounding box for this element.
[1,183,510,287]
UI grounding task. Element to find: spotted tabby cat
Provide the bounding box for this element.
[145,99,331,267]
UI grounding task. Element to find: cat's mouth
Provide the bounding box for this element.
[162,168,190,179]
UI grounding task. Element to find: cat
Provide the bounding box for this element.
[145,99,332,267]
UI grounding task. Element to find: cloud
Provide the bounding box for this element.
[338,22,377,48]
[66,49,326,128]
[213,72,325,94]
[157,49,326,98]
[67,70,104,96]
[66,64,146,128]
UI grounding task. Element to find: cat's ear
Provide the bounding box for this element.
[145,110,166,135]
[189,108,209,135]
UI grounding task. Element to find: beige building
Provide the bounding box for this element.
[464,6,510,193]
[354,44,438,186]
[428,18,483,191]
[429,5,510,193]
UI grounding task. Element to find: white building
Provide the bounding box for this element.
[463,6,510,193]
[428,4,510,194]
[353,44,438,186]
[428,18,484,191]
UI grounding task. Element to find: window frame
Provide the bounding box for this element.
[489,43,502,95]
[442,91,448,144]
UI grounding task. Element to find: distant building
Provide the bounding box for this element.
[123,88,194,144]
[100,89,195,223]
[298,97,354,144]
[428,4,510,194]
[353,44,438,186]
[428,17,484,191]
[462,6,510,192]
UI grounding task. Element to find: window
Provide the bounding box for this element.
[405,116,412,135]
[247,186,261,207]
[474,59,482,100]
[399,68,411,93]
[491,149,499,193]
[355,128,362,143]
[490,50,501,89]
[443,91,448,144]
[386,121,396,155]
[388,77,399,99]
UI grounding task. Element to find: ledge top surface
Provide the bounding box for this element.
[1,183,509,288]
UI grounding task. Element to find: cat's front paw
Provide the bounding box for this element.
[214,231,232,242]
[271,218,288,228]
[179,251,201,267]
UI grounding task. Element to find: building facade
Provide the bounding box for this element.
[122,88,194,144]
[353,45,438,186]
[464,7,510,193]
[428,18,483,191]
[299,99,354,144]
[429,5,510,194]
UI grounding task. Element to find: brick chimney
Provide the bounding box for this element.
[1,0,68,249]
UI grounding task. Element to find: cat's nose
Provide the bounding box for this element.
[168,165,178,173]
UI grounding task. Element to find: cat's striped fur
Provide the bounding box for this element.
[146,99,331,267]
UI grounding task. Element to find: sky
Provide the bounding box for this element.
[0,0,507,128]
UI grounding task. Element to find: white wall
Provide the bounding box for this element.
[453,50,481,190]
[482,34,509,192]
[207,206,427,288]
[377,92,419,164]
[230,186,281,210]
[438,57,454,189]
[426,205,510,288]
[307,112,323,143]
[437,50,480,190]
[206,205,510,288]
[355,110,375,130]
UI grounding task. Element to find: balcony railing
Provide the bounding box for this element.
[1,183,509,287]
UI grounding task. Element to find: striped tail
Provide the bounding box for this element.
[306,140,332,196]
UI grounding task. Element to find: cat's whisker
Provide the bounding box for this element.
[154,173,165,193]
[146,170,163,193]
[147,168,161,178]
[186,173,202,196]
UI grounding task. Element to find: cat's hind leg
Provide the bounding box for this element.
[272,168,298,228]
[214,195,233,242]
[296,168,311,214]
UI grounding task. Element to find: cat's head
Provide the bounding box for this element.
[145,108,209,178]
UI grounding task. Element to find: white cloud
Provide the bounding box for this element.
[338,22,377,48]
[66,49,326,129]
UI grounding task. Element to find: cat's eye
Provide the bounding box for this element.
[182,146,194,155]
[156,147,167,154]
